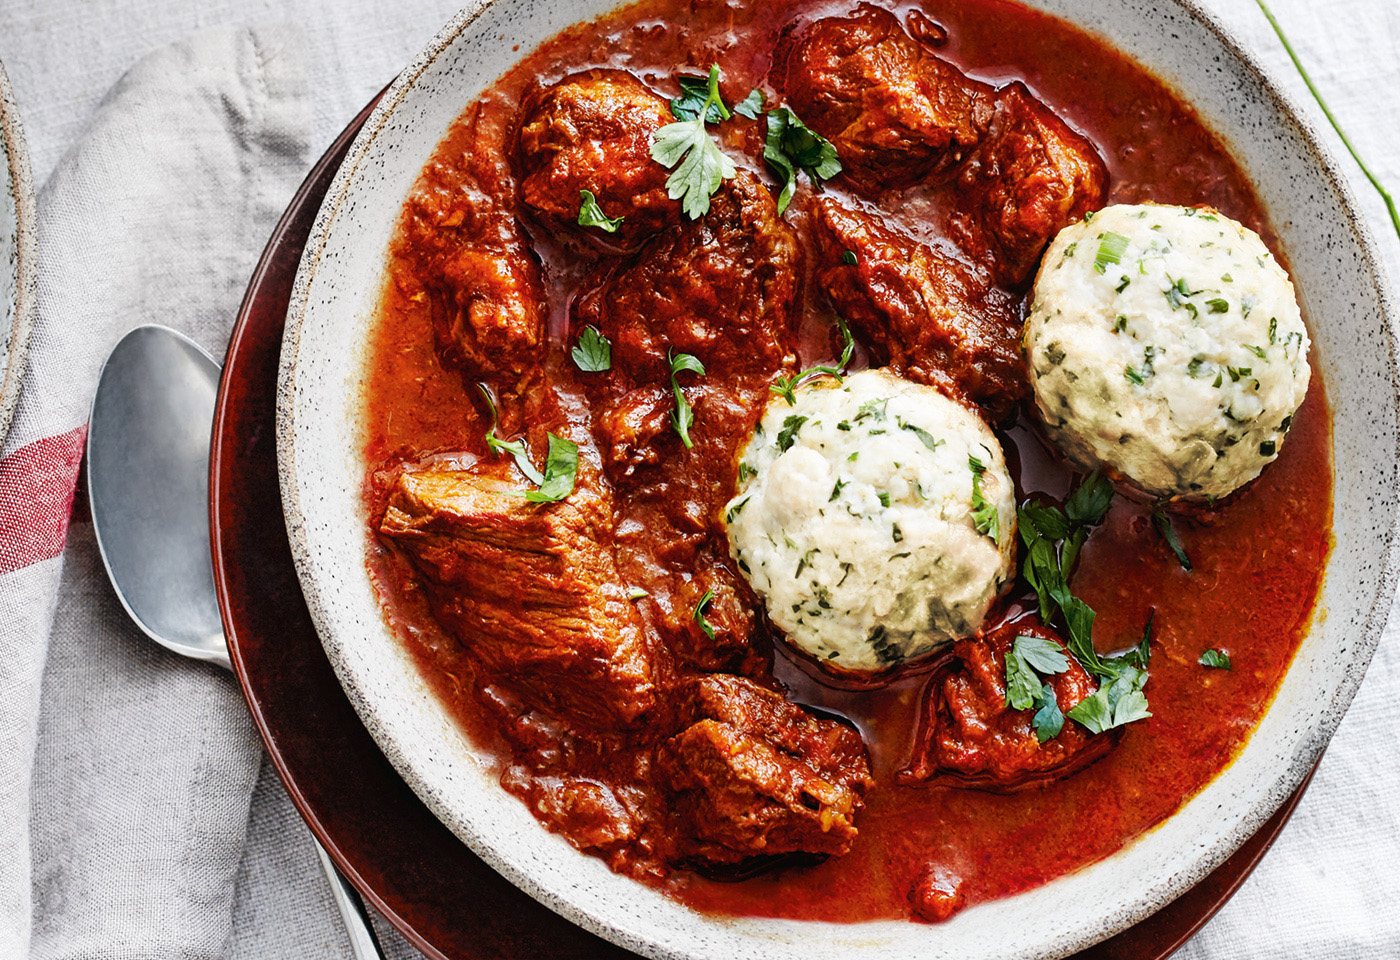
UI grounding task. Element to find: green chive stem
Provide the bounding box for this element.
[1255,1,1400,242]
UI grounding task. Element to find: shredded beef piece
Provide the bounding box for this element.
[811,196,1026,422]
[775,3,994,190]
[517,70,680,250]
[657,675,872,864]
[900,619,1116,791]
[380,463,656,730]
[950,83,1109,287]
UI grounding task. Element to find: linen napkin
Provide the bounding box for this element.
[0,24,420,960]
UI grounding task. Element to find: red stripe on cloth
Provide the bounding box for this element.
[0,426,88,575]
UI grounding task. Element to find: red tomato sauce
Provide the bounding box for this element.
[359,0,1331,923]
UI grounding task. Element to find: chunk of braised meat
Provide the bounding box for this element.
[572,171,798,673]
[775,3,993,190]
[657,675,872,865]
[811,197,1025,423]
[517,70,680,250]
[572,170,798,420]
[394,98,547,392]
[378,462,656,730]
[899,619,1115,791]
[950,83,1109,288]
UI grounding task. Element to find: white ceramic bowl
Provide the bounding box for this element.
[277,2,1400,957]
[0,60,36,446]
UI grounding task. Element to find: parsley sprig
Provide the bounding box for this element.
[651,65,736,220]
[769,315,854,405]
[668,350,706,448]
[478,384,543,484]
[477,385,578,503]
[1018,474,1155,734]
[762,107,841,214]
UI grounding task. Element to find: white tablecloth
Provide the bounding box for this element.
[0,0,1395,957]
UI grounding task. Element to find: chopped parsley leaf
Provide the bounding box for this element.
[668,350,706,448]
[841,249,858,266]
[725,496,750,523]
[570,325,612,372]
[968,455,1000,543]
[1032,684,1066,742]
[775,414,808,452]
[513,432,579,503]
[576,189,623,234]
[692,589,717,640]
[899,419,943,452]
[1245,343,1267,358]
[732,88,764,120]
[1153,510,1193,571]
[1199,648,1232,670]
[1206,297,1230,313]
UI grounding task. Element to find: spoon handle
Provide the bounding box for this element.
[312,838,387,960]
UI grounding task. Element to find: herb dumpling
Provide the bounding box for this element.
[1024,203,1310,501]
[724,369,1015,674]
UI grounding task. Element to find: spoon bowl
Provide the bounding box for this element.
[87,324,228,668]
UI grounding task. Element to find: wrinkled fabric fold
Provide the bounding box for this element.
[0,25,312,959]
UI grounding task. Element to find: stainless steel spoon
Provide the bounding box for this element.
[86,323,386,960]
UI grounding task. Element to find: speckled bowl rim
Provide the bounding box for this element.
[277,1,1400,957]
[0,60,37,448]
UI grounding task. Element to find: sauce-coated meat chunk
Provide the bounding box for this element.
[379,464,656,730]
[658,675,872,864]
[517,70,680,250]
[396,100,547,390]
[899,619,1115,791]
[951,83,1109,287]
[776,4,992,190]
[811,197,1025,422]
[571,171,799,673]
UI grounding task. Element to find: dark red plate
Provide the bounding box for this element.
[210,90,1316,960]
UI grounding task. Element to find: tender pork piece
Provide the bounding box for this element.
[397,100,548,390]
[950,83,1109,288]
[899,619,1115,791]
[811,197,1025,423]
[570,171,799,673]
[572,169,798,417]
[657,675,872,864]
[517,70,680,250]
[776,3,994,190]
[379,464,656,730]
